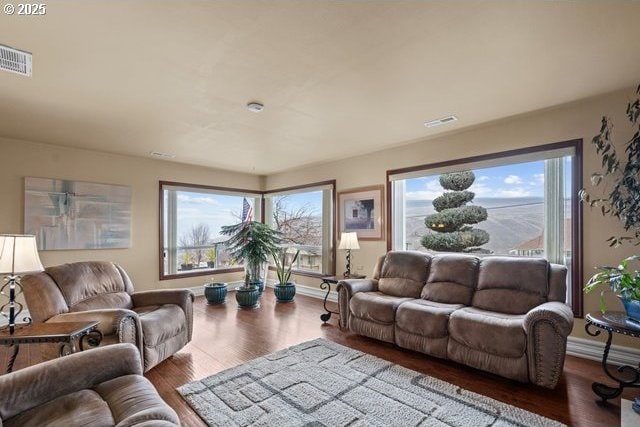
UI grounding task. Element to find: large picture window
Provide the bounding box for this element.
[264,181,335,276]
[160,181,261,280]
[387,140,583,315]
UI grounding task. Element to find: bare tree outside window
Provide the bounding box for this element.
[272,196,322,246]
[179,223,212,266]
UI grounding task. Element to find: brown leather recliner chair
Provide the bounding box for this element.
[0,343,180,426]
[22,261,194,372]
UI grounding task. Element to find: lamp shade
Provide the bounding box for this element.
[338,232,360,250]
[0,234,44,275]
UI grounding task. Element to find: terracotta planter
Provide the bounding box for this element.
[204,283,227,304]
[236,285,260,309]
[274,282,296,303]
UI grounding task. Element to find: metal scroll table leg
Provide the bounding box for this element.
[6,343,19,373]
[586,322,640,403]
[79,330,103,351]
[320,280,338,323]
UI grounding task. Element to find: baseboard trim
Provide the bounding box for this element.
[566,335,640,366]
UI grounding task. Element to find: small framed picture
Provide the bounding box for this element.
[338,185,384,240]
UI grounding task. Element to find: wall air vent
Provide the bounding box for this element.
[0,45,32,77]
[424,115,458,128]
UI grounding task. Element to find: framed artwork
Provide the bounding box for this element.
[338,185,384,240]
[24,177,132,250]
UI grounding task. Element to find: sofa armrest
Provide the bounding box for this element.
[0,343,142,421]
[524,301,574,388]
[131,289,195,341]
[337,279,378,329]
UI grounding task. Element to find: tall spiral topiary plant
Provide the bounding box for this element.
[421,171,489,253]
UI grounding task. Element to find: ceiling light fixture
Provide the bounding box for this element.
[148,151,176,159]
[424,115,458,128]
[246,102,264,113]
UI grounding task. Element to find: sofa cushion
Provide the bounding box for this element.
[421,254,479,305]
[472,257,549,314]
[350,292,413,324]
[46,261,133,312]
[94,374,180,425]
[396,299,463,338]
[448,307,526,358]
[134,304,186,347]
[378,251,431,298]
[4,389,114,427]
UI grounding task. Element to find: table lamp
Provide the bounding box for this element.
[338,232,360,278]
[0,235,44,334]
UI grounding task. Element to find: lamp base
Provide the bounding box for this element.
[0,275,30,335]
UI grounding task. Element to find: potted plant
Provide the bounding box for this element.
[204,281,227,305]
[235,273,260,309]
[584,256,640,322]
[205,248,216,268]
[271,248,300,303]
[581,84,640,320]
[220,220,281,295]
[180,251,194,271]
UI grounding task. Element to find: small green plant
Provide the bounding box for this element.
[584,255,640,312]
[180,251,194,265]
[271,248,300,285]
[205,248,216,262]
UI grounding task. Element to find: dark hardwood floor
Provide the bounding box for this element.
[2,292,634,426]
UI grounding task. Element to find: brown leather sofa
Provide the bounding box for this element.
[338,251,574,389]
[22,261,194,372]
[0,343,180,426]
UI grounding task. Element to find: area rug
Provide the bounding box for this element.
[178,339,565,427]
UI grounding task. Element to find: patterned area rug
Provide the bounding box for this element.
[178,339,565,427]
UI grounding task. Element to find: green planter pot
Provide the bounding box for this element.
[204,282,227,304]
[236,285,260,309]
[274,282,296,303]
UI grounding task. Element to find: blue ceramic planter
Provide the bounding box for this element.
[251,280,265,294]
[620,297,640,323]
[274,283,296,303]
[236,285,260,309]
[204,283,227,305]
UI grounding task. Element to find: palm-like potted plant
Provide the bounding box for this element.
[221,221,281,308]
[271,248,300,303]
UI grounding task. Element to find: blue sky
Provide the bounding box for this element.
[405,161,546,200]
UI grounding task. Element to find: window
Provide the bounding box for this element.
[387,140,583,315]
[264,181,336,276]
[160,182,262,279]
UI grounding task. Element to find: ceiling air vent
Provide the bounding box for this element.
[0,45,32,77]
[149,151,176,159]
[424,115,458,128]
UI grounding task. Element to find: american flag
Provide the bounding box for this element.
[242,198,253,222]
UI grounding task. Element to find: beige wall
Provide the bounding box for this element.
[0,136,261,293]
[266,86,638,347]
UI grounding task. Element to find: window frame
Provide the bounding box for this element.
[158,181,262,281]
[385,139,583,317]
[263,180,337,278]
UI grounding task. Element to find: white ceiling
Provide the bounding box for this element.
[1,1,639,175]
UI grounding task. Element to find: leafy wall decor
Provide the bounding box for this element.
[579,84,640,247]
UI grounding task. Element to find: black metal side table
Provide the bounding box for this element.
[0,321,102,373]
[320,275,365,323]
[585,312,640,403]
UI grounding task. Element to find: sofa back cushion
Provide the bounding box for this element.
[46,262,134,312]
[472,257,549,314]
[421,254,479,305]
[378,251,431,298]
